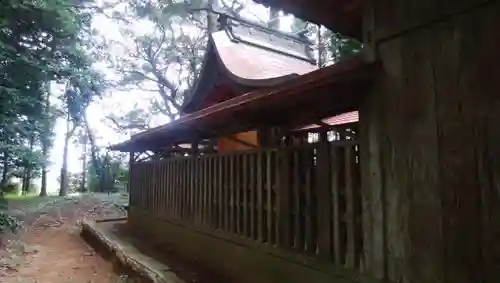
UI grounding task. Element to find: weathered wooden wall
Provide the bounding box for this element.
[218,131,259,153]
[360,0,500,282]
[129,136,368,282]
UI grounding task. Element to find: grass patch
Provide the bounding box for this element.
[5,193,40,201]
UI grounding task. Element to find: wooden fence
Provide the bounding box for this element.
[129,138,362,270]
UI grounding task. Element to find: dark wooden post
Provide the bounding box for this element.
[128,151,135,208]
[360,1,500,282]
[277,135,292,248]
[316,130,331,259]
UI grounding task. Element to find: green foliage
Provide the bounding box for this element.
[0,182,20,195]
[86,152,129,193]
[0,0,106,197]
[0,212,20,234]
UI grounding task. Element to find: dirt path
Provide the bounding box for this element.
[0,196,129,283]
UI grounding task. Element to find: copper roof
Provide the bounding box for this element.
[213,29,317,81]
[182,15,317,113]
[110,56,379,152]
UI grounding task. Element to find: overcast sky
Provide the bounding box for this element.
[41,1,296,194]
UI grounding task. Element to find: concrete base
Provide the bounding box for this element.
[80,217,184,283]
[128,209,378,283]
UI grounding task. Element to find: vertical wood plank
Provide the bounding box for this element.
[316,135,332,258]
[159,162,164,215]
[168,160,173,217]
[243,153,249,237]
[188,158,194,222]
[278,147,292,248]
[331,145,343,264]
[249,153,256,240]
[235,155,241,235]
[266,151,273,243]
[210,156,216,228]
[197,157,202,224]
[210,156,219,229]
[167,161,171,215]
[304,148,315,252]
[206,156,213,227]
[202,156,207,225]
[218,155,223,230]
[176,161,180,218]
[257,151,264,242]
[170,160,175,216]
[293,150,304,250]
[182,159,186,219]
[224,156,230,232]
[230,155,235,233]
[345,145,360,268]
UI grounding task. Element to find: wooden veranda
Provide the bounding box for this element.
[112,56,379,283]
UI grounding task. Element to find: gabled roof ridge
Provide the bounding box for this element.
[219,13,313,46]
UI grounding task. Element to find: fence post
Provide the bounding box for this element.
[316,131,332,259]
[277,138,292,248]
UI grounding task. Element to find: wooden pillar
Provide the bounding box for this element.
[360,0,500,282]
[128,151,135,206]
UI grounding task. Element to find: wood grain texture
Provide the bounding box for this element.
[361,1,500,281]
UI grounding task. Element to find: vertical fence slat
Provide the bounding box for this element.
[181,159,185,219]
[213,157,217,228]
[250,153,256,240]
[266,151,273,244]
[209,157,214,228]
[345,144,362,268]
[224,156,230,232]
[278,148,292,248]
[235,154,243,235]
[174,159,179,218]
[317,136,332,258]
[202,157,207,226]
[218,156,223,230]
[304,148,315,252]
[293,151,304,250]
[196,157,201,224]
[130,139,363,273]
[243,154,249,238]
[257,151,264,242]
[332,145,344,264]
[159,162,164,215]
[229,155,235,233]
[189,158,194,222]
[236,155,241,235]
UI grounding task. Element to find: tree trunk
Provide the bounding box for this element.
[59,136,70,196]
[1,152,9,188]
[59,117,73,197]
[40,92,51,197]
[84,113,102,192]
[23,134,35,195]
[80,133,88,193]
[40,166,47,196]
[317,25,323,67]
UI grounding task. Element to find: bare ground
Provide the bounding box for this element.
[0,195,130,283]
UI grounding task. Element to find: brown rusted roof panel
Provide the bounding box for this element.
[182,16,317,114]
[110,56,379,152]
[213,29,316,82]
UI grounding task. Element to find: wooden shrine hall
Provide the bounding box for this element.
[111,0,500,282]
